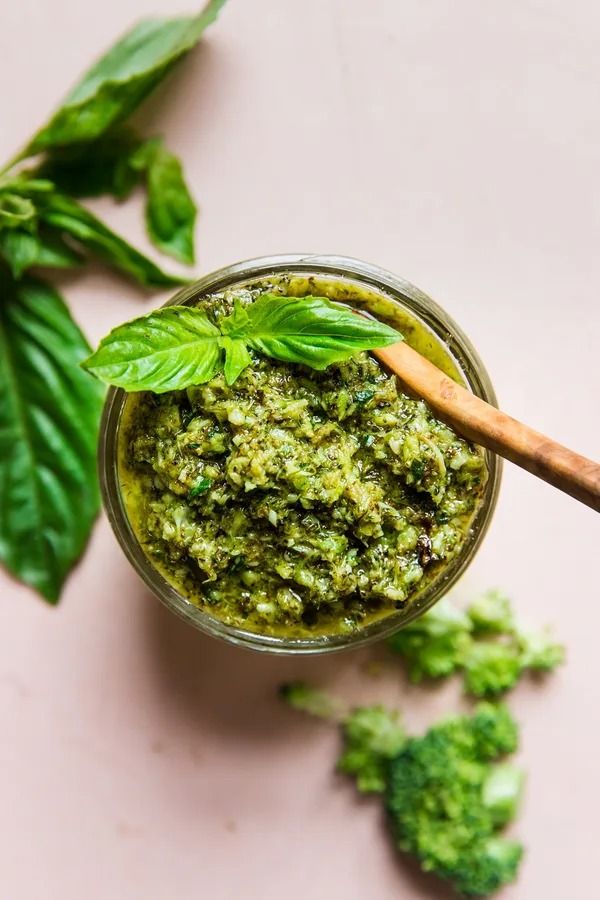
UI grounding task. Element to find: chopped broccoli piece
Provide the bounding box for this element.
[463,641,523,698]
[279,682,343,720]
[468,591,514,634]
[337,705,406,793]
[386,703,523,896]
[517,629,565,671]
[387,598,472,681]
[280,685,405,793]
[482,764,525,826]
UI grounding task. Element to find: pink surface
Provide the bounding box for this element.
[1,2,599,898]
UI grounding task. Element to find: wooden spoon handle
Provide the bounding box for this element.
[374,342,600,513]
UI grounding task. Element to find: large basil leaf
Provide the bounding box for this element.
[0,274,104,602]
[130,139,197,264]
[225,293,403,370]
[24,0,227,155]
[38,193,185,287]
[82,306,222,392]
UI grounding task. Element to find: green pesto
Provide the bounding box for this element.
[119,277,487,638]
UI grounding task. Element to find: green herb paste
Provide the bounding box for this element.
[119,276,487,637]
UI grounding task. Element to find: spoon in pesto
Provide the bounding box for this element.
[373,341,600,513]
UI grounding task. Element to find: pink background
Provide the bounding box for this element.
[1,2,599,897]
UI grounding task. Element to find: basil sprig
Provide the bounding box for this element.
[82,294,403,392]
[0,1,226,604]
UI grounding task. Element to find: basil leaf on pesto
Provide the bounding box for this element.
[22,0,227,155]
[84,294,403,392]
[230,293,403,370]
[37,193,185,287]
[221,336,253,385]
[0,275,104,603]
[83,307,222,392]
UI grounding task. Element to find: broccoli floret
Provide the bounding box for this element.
[279,682,343,720]
[389,593,564,698]
[281,685,526,894]
[462,641,522,697]
[386,703,523,896]
[387,598,472,681]
[469,702,519,759]
[468,591,515,634]
[337,705,406,793]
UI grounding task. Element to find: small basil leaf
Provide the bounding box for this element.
[0,193,37,230]
[0,231,39,277]
[130,138,197,264]
[220,297,250,334]
[0,274,104,602]
[238,294,402,369]
[38,193,185,287]
[35,129,143,199]
[0,228,83,278]
[82,306,222,392]
[221,336,252,385]
[23,0,227,155]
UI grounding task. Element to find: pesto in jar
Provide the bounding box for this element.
[119,276,487,638]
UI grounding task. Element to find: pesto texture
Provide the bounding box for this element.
[120,286,487,637]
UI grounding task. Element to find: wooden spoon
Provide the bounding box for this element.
[373,341,600,513]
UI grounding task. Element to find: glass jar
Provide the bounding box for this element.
[99,255,501,655]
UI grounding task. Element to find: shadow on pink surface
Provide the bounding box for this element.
[141,586,457,899]
[143,586,369,741]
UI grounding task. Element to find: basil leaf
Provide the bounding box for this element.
[219,296,249,334]
[0,274,104,602]
[228,293,403,370]
[35,129,143,199]
[0,231,38,277]
[23,0,227,155]
[31,229,84,270]
[0,193,37,230]
[86,295,404,393]
[130,139,197,264]
[221,336,252,385]
[0,228,83,278]
[1,177,56,196]
[38,193,185,287]
[82,306,222,392]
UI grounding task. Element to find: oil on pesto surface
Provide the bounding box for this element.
[119,277,486,638]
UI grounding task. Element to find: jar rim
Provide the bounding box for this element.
[99,254,501,655]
